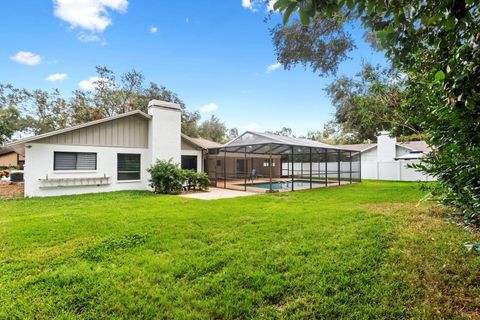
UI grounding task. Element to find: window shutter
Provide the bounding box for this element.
[117,154,141,180]
[54,152,97,171]
[77,153,97,170]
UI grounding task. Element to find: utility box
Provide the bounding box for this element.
[10,170,24,183]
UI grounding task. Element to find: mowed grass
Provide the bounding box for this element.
[0,181,479,319]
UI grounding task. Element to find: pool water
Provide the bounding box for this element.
[243,180,324,190]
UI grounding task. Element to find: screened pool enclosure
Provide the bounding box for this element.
[206,132,361,193]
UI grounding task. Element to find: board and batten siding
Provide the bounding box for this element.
[35,115,149,148]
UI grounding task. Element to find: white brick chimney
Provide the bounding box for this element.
[377,131,397,161]
[148,100,181,165]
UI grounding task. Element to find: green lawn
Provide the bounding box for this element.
[1,181,479,319]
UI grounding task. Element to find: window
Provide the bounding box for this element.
[263,159,275,167]
[117,154,141,181]
[54,152,97,171]
[181,155,197,171]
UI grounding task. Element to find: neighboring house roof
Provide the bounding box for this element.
[336,140,431,154]
[181,134,222,149]
[5,110,151,148]
[221,131,344,150]
[398,140,431,154]
[0,147,15,156]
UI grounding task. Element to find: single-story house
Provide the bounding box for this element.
[0,147,25,168]
[6,100,218,197]
[336,131,434,181]
[337,131,431,162]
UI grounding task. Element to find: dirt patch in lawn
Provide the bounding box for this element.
[0,182,24,199]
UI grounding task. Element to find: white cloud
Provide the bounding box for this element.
[267,0,277,11]
[46,73,68,81]
[78,76,101,90]
[199,103,219,113]
[10,51,42,66]
[242,0,256,11]
[53,0,128,33]
[79,76,116,91]
[266,62,282,73]
[150,25,158,33]
[242,0,277,12]
[246,122,261,131]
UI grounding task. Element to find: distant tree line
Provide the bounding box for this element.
[0,66,238,145]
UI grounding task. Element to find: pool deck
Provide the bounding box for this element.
[180,187,257,200]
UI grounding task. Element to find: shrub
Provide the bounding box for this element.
[195,171,210,191]
[184,170,210,191]
[147,159,186,194]
[147,159,210,194]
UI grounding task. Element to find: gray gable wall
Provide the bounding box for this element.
[35,114,149,148]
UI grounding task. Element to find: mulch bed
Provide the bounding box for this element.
[0,182,24,199]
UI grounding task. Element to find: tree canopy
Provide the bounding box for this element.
[1,67,237,144]
[325,64,420,142]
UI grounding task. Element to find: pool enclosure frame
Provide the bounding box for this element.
[206,132,361,193]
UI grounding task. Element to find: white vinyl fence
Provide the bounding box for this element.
[361,160,435,181]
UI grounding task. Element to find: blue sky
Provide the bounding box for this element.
[0,0,387,136]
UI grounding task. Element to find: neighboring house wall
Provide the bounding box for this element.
[360,147,377,162]
[0,152,24,167]
[395,145,411,158]
[24,143,150,197]
[377,132,397,161]
[360,134,434,181]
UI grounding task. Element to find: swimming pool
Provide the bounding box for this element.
[242,180,325,190]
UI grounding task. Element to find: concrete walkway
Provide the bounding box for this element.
[180,187,257,200]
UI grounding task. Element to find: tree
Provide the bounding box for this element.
[275,0,480,226]
[272,15,355,77]
[302,120,356,144]
[198,115,228,143]
[325,64,419,142]
[28,89,69,135]
[268,127,293,137]
[0,84,29,144]
[1,67,204,140]
[227,128,239,141]
[181,111,201,138]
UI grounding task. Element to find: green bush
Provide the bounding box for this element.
[147,159,186,194]
[185,170,210,191]
[147,159,210,194]
[195,171,210,191]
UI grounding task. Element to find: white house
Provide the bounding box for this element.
[337,131,434,181]
[6,100,219,197]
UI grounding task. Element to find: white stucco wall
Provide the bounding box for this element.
[24,143,151,197]
[361,147,378,162]
[148,102,181,164]
[377,132,397,161]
